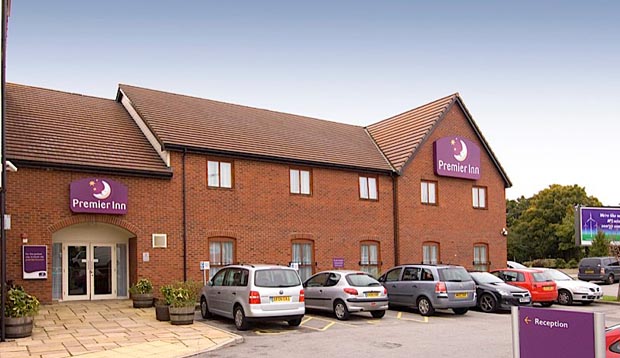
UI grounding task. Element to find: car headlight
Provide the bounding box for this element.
[497,289,511,296]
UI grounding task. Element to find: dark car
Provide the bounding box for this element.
[578,257,620,284]
[469,271,531,313]
[378,264,476,316]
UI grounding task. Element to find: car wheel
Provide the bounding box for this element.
[234,306,249,331]
[200,297,212,319]
[452,308,468,315]
[557,289,573,305]
[287,317,302,327]
[607,274,615,285]
[540,302,553,307]
[333,300,350,320]
[371,310,386,319]
[479,293,497,313]
[417,296,435,316]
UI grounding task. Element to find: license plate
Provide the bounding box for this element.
[519,298,530,303]
[543,286,553,291]
[271,296,290,302]
[585,270,594,274]
[455,292,468,299]
[366,292,379,298]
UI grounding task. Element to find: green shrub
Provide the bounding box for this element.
[129,278,153,295]
[567,258,579,268]
[3,285,40,317]
[554,258,567,269]
[529,258,555,268]
[160,281,201,308]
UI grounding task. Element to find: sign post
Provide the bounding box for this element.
[511,306,605,358]
[200,261,210,286]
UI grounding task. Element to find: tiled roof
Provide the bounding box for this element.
[118,84,393,172]
[367,93,458,172]
[6,83,172,176]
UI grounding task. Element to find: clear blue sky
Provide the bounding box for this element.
[5,1,620,205]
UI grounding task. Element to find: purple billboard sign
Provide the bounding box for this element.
[433,136,481,180]
[579,207,620,245]
[70,178,128,214]
[23,245,48,279]
[333,257,345,268]
[518,307,595,358]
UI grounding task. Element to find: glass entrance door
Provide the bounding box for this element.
[65,244,116,300]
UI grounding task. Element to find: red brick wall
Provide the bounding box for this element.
[396,103,507,270]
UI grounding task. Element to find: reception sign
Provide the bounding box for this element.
[577,207,620,245]
[23,245,48,279]
[70,178,128,214]
[433,136,481,180]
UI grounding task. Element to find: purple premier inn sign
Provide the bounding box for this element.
[433,136,481,180]
[515,306,603,358]
[23,245,48,279]
[70,178,128,214]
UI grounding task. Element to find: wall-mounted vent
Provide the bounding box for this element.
[152,234,167,248]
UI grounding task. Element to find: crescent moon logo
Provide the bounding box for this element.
[93,180,112,200]
[454,140,468,162]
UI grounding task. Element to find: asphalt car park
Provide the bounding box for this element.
[201,303,620,358]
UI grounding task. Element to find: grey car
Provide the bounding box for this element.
[303,270,388,320]
[378,264,477,316]
[578,256,620,284]
[199,264,305,330]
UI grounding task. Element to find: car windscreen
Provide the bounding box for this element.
[345,273,382,287]
[470,272,503,284]
[544,269,572,281]
[532,272,552,282]
[580,259,599,267]
[438,267,472,282]
[254,269,301,287]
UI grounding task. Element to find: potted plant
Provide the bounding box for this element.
[165,281,199,325]
[2,285,41,338]
[155,284,173,321]
[130,278,154,308]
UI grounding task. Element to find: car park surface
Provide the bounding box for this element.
[469,271,531,312]
[539,268,603,305]
[199,264,305,330]
[303,270,388,320]
[491,268,558,306]
[578,257,620,284]
[378,264,476,316]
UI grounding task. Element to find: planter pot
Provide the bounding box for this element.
[155,304,170,321]
[4,316,34,338]
[169,305,195,325]
[132,293,154,308]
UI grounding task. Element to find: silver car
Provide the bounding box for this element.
[199,264,305,330]
[378,264,477,316]
[303,270,388,320]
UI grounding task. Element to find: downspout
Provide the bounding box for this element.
[182,148,187,281]
[392,173,399,266]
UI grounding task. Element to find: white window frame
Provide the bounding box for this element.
[208,160,233,188]
[152,234,167,248]
[290,168,311,195]
[421,180,437,204]
[360,242,380,277]
[422,242,439,265]
[359,176,378,200]
[474,244,489,271]
[473,186,487,208]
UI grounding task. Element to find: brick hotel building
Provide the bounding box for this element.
[3,83,511,303]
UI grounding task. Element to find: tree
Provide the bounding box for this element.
[589,230,610,257]
[507,184,601,262]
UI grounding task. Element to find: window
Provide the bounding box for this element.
[472,186,487,208]
[359,176,378,200]
[384,268,402,282]
[290,168,311,195]
[360,242,380,277]
[292,240,314,281]
[207,160,233,188]
[473,244,489,271]
[422,242,439,265]
[209,238,235,278]
[421,180,437,204]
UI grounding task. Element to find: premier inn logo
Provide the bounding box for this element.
[70,178,128,215]
[433,136,481,180]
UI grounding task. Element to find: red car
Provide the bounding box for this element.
[490,268,557,306]
[608,324,620,357]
